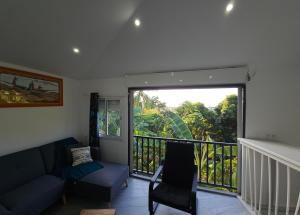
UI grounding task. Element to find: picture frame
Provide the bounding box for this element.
[0,66,63,107]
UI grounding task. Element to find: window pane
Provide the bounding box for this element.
[98,99,106,137]
[107,100,121,136]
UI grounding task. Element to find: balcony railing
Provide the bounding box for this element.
[132,135,238,192]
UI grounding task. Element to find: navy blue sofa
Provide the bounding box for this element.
[0,147,64,215]
[0,138,129,214]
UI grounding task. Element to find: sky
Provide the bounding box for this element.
[144,88,238,108]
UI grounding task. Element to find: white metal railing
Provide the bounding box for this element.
[238,138,300,215]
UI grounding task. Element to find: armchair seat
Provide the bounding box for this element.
[151,183,191,210]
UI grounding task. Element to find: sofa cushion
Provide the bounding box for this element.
[71,162,129,201]
[0,204,11,215]
[61,161,103,182]
[39,142,56,174]
[0,148,46,195]
[53,137,80,177]
[0,175,64,215]
[80,162,128,187]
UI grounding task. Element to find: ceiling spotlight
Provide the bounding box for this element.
[73,48,80,54]
[179,79,183,82]
[134,19,141,27]
[226,2,234,13]
[144,81,148,84]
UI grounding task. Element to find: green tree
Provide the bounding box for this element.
[134,91,166,110]
[175,102,216,141]
[214,95,238,143]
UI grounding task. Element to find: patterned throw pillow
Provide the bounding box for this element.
[71,146,93,166]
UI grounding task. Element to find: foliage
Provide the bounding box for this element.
[214,95,238,142]
[98,100,121,137]
[107,110,121,136]
[175,101,217,141]
[134,91,238,143]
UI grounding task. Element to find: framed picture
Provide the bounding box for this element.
[0,66,63,107]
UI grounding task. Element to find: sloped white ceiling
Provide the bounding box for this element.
[0,0,143,78]
[0,0,299,79]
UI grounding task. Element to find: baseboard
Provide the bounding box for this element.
[237,196,256,215]
[197,186,237,197]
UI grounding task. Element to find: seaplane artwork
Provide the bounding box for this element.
[0,66,63,107]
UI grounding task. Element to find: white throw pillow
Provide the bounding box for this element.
[71,146,93,166]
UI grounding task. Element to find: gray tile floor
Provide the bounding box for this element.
[43,178,249,215]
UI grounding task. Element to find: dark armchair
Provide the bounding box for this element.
[148,141,198,215]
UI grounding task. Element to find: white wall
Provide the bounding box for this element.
[0,62,80,156]
[79,78,128,164]
[246,63,300,145]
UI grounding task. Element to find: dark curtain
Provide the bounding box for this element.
[89,92,100,147]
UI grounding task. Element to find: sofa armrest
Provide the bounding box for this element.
[90,147,101,161]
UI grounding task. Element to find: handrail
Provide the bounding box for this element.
[134,135,237,146]
[238,138,300,172]
[239,138,300,215]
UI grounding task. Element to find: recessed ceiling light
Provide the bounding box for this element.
[144,81,148,84]
[134,19,141,27]
[73,48,80,54]
[179,79,183,82]
[226,2,234,13]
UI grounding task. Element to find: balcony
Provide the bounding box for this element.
[132,135,238,193]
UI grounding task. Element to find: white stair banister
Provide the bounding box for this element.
[238,138,300,215]
[295,192,300,215]
[275,161,279,215]
[268,157,272,215]
[258,154,264,215]
[248,148,253,209]
[286,166,290,215]
[253,150,257,212]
